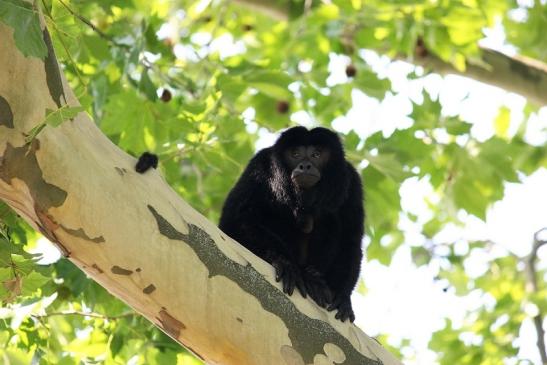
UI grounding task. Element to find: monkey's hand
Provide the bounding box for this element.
[270,255,306,298]
[327,294,355,322]
[302,266,333,308]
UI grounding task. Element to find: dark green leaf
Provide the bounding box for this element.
[0,0,47,58]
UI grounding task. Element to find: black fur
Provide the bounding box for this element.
[135,152,158,173]
[219,126,364,322]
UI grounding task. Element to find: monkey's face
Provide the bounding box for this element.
[285,146,330,189]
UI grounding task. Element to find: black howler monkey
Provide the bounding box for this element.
[219,126,364,322]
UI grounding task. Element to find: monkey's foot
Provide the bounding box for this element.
[327,295,355,322]
[302,266,333,308]
[271,256,306,298]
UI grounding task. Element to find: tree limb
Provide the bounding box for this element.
[413,48,547,107]
[233,0,547,106]
[0,17,401,365]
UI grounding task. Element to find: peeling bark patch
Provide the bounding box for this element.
[0,96,14,128]
[0,142,68,211]
[280,345,305,365]
[92,264,104,273]
[61,225,105,243]
[111,265,133,275]
[143,284,156,294]
[42,29,66,107]
[324,343,346,363]
[147,205,381,365]
[157,309,185,339]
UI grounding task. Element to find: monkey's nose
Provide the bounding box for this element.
[299,162,312,171]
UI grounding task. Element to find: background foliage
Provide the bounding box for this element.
[0,0,546,364]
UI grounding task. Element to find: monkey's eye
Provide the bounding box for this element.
[292,150,301,158]
[311,151,321,158]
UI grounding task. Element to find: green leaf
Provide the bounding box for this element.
[21,271,49,296]
[411,92,442,130]
[24,123,47,143]
[24,106,84,142]
[366,239,391,265]
[243,70,292,99]
[494,106,510,139]
[451,173,489,220]
[0,0,47,59]
[439,265,470,296]
[365,152,411,182]
[423,218,443,238]
[353,68,391,100]
[251,93,291,130]
[0,266,13,281]
[100,90,157,152]
[82,35,110,60]
[139,69,158,101]
[411,246,432,267]
[216,74,246,103]
[45,106,85,127]
[0,349,34,365]
[109,332,124,357]
[344,131,361,152]
[444,117,472,135]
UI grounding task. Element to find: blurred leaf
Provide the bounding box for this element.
[139,69,158,101]
[365,152,411,182]
[494,106,510,139]
[439,265,470,296]
[243,70,292,99]
[353,68,391,99]
[110,332,124,357]
[444,117,472,135]
[411,246,432,266]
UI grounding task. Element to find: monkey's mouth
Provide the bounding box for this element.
[291,172,320,188]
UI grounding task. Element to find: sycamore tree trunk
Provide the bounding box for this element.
[0,18,401,365]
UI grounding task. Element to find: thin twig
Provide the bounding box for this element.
[32,310,136,320]
[56,0,127,48]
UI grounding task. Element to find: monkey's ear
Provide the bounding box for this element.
[136,152,158,173]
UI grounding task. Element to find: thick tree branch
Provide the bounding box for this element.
[0,18,401,365]
[414,48,547,107]
[233,0,547,106]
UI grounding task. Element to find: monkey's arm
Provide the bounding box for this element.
[222,207,309,298]
[327,166,364,322]
[219,151,307,297]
